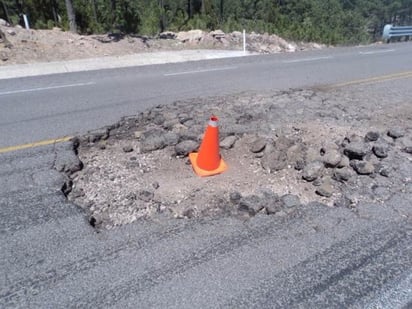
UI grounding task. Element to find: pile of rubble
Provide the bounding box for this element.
[0,18,323,65]
[62,88,412,230]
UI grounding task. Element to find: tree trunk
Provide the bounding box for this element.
[159,0,165,33]
[220,0,224,22]
[1,1,11,25]
[91,0,98,24]
[111,0,116,29]
[64,0,77,32]
[51,0,59,24]
[187,0,192,19]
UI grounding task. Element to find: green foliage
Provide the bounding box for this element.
[0,0,411,44]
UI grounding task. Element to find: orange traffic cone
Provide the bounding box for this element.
[189,116,228,177]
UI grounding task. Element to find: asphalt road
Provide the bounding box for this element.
[1,42,412,148]
[1,43,412,308]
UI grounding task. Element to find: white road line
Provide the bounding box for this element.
[0,81,96,96]
[359,49,395,55]
[164,66,238,76]
[283,56,333,63]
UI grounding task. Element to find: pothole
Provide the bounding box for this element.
[61,88,412,230]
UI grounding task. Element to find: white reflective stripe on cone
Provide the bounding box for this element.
[208,120,218,127]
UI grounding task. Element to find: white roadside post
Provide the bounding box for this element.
[23,14,30,29]
[243,29,246,53]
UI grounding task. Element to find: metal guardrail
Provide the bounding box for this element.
[382,24,412,43]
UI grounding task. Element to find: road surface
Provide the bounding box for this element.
[1,43,411,308]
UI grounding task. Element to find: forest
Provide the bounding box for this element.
[1,0,412,44]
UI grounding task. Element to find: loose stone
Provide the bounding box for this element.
[302,161,324,182]
[343,142,368,160]
[220,135,238,150]
[364,131,380,142]
[175,140,199,156]
[280,194,300,208]
[333,167,354,182]
[337,156,350,168]
[122,145,134,153]
[229,191,242,204]
[402,146,412,154]
[387,127,405,139]
[372,145,389,158]
[261,150,288,172]
[350,160,375,175]
[250,137,267,153]
[322,148,342,168]
[138,190,154,202]
[238,195,264,216]
[315,182,333,197]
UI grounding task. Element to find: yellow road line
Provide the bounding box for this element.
[330,71,412,88]
[0,136,73,154]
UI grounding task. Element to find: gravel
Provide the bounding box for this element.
[64,87,412,230]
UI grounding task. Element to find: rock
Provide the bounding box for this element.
[229,191,242,204]
[287,144,305,166]
[315,182,333,197]
[238,195,264,216]
[265,203,281,215]
[372,145,389,158]
[182,207,195,218]
[350,160,374,175]
[122,145,133,153]
[210,29,225,38]
[140,129,178,152]
[220,135,238,149]
[379,166,390,177]
[163,132,180,146]
[140,129,166,152]
[294,160,305,171]
[275,136,295,151]
[320,142,340,153]
[387,127,405,139]
[365,131,380,142]
[163,118,180,130]
[6,29,16,36]
[337,156,350,168]
[312,178,322,186]
[89,213,103,228]
[264,194,282,215]
[333,167,354,182]
[261,150,287,172]
[176,30,205,43]
[402,146,412,154]
[322,149,342,168]
[152,181,160,189]
[55,151,83,174]
[341,135,357,147]
[134,131,143,139]
[250,137,267,153]
[175,140,198,156]
[343,142,369,160]
[280,194,300,208]
[159,31,176,39]
[138,190,154,202]
[0,51,8,61]
[302,161,324,182]
[0,18,9,26]
[305,147,321,163]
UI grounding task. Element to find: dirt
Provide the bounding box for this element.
[65,86,412,230]
[0,24,323,65]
